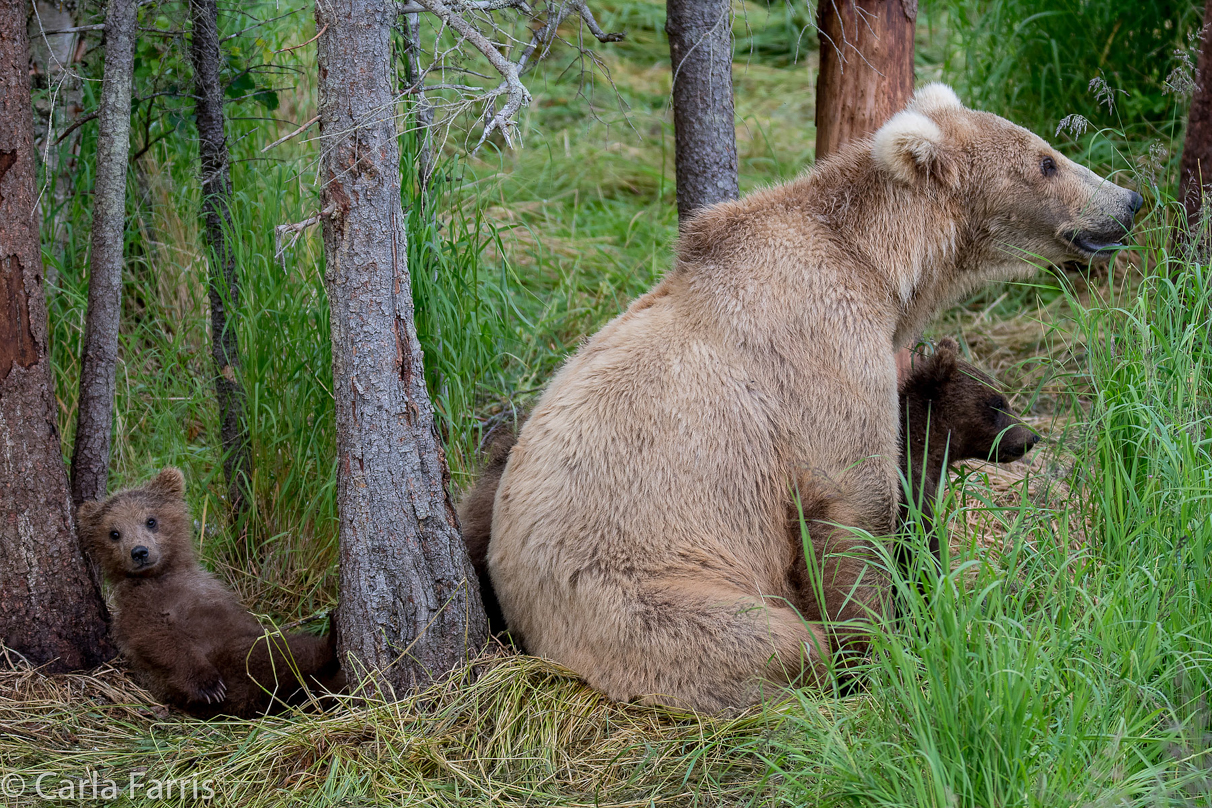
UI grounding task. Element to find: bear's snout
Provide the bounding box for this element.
[131,545,150,565]
[990,426,1039,464]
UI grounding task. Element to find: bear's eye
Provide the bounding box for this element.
[146,517,157,530]
[109,530,121,541]
[1040,156,1058,178]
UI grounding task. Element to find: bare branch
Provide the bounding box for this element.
[260,113,320,152]
[273,23,327,54]
[37,24,106,35]
[274,204,335,268]
[399,0,531,12]
[410,0,531,148]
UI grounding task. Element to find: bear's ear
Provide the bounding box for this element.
[908,83,963,116]
[76,500,102,536]
[146,467,186,499]
[872,110,958,187]
[929,337,960,380]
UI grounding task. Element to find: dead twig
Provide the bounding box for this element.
[273,23,327,54]
[274,204,335,268]
[260,113,320,152]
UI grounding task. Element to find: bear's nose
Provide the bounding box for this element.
[131,546,149,563]
[1128,191,1144,214]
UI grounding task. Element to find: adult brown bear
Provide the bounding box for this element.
[489,84,1140,712]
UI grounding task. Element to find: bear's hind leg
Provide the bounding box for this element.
[598,579,832,712]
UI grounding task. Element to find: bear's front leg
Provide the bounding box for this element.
[791,453,897,663]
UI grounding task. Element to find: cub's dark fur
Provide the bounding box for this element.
[77,469,344,718]
[458,419,526,640]
[895,337,1038,563]
[788,337,1038,625]
[460,340,1038,639]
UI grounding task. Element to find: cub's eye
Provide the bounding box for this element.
[146,517,157,530]
[109,530,121,541]
[1040,156,1058,178]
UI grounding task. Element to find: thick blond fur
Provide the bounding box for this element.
[872,110,944,186]
[909,82,963,114]
[489,86,1141,712]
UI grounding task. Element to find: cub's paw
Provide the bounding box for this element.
[189,672,227,705]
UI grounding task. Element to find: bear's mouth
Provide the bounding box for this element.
[1066,230,1125,259]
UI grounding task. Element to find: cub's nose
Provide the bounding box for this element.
[131,546,150,564]
[1128,190,1144,215]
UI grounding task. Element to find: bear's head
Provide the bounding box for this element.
[873,83,1143,282]
[77,468,195,582]
[900,338,1039,465]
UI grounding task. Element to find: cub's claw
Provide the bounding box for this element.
[192,675,227,705]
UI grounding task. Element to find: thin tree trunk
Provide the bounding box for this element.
[665,0,738,222]
[189,0,253,518]
[0,0,113,671]
[1180,0,1212,229]
[28,0,84,278]
[402,11,435,205]
[69,0,136,507]
[315,0,487,694]
[814,0,916,161]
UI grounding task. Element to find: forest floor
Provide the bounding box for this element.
[3,2,1210,806]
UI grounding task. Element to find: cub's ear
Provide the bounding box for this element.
[76,500,102,535]
[908,82,963,115]
[935,336,961,356]
[146,467,186,499]
[926,337,959,382]
[872,110,958,187]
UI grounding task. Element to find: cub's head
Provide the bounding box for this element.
[873,83,1142,282]
[900,338,1039,465]
[77,468,194,581]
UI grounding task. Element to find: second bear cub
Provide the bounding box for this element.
[78,468,344,718]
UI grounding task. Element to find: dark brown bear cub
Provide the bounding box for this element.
[77,468,344,719]
[896,337,1039,565]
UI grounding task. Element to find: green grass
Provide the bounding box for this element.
[10,0,1212,805]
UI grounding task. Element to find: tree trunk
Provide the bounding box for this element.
[0,0,113,672]
[69,0,136,507]
[315,0,488,695]
[402,11,435,205]
[665,0,738,222]
[1180,0,1212,229]
[28,0,84,278]
[189,0,253,519]
[814,0,916,161]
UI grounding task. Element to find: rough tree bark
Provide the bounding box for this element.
[0,0,113,671]
[1180,0,1212,229]
[815,0,916,161]
[69,0,136,507]
[665,0,738,222]
[315,0,488,694]
[189,0,253,518]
